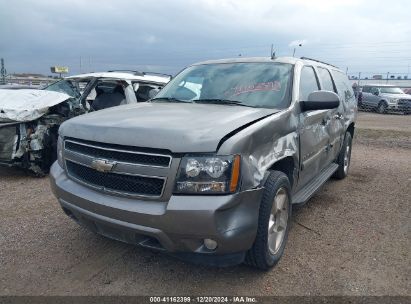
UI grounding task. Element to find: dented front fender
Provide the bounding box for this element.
[217,109,300,190]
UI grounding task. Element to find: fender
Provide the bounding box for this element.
[217,109,300,191]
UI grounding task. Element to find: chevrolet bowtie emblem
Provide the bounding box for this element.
[90,159,116,173]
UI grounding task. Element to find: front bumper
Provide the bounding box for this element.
[50,162,263,257]
[387,101,411,112]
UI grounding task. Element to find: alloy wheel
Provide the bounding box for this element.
[267,187,289,255]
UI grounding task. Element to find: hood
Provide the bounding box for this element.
[60,102,278,152]
[380,93,411,100]
[0,89,71,122]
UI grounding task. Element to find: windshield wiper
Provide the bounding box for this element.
[151,97,193,103]
[193,99,254,107]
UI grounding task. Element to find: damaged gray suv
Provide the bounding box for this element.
[50,57,357,269]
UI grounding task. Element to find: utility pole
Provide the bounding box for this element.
[79,56,82,74]
[345,67,348,75]
[292,43,302,57]
[270,44,277,59]
[386,72,390,84]
[358,72,361,86]
[0,58,7,85]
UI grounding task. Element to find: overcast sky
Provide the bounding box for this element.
[1,0,410,77]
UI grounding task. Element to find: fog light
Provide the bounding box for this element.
[204,238,218,250]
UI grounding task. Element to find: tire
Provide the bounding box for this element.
[377,101,387,114]
[245,171,292,270]
[333,132,352,179]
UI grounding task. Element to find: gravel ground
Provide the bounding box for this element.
[0,113,410,296]
[356,111,411,132]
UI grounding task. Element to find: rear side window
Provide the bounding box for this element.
[332,70,355,103]
[317,67,335,92]
[370,87,379,95]
[299,66,319,101]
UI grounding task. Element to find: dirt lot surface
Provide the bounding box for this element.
[356,112,411,132]
[0,112,410,296]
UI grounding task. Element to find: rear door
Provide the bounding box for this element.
[368,86,381,108]
[361,86,376,109]
[316,67,345,164]
[360,86,370,107]
[298,66,330,188]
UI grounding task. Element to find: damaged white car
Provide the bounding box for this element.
[0,70,171,175]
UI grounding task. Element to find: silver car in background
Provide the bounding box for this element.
[359,84,411,114]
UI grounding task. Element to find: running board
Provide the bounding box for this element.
[292,163,339,205]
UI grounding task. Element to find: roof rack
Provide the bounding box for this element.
[142,71,172,79]
[106,70,172,78]
[107,70,144,76]
[300,57,338,68]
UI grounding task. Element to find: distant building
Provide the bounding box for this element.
[350,79,411,87]
[372,75,383,80]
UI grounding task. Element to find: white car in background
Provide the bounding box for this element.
[67,70,171,110]
[0,70,171,175]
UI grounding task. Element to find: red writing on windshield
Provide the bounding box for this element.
[226,81,281,97]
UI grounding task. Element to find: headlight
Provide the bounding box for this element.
[174,155,241,194]
[57,135,64,168]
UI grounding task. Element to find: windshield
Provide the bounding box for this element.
[379,87,404,94]
[154,62,293,109]
[43,79,81,98]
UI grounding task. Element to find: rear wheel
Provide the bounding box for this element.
[334,132,352,179]
[245,171,291,270]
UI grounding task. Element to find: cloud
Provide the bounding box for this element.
[0,0,410,76]
[144,35,159,44]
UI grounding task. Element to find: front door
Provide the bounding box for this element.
[297,66,331,189]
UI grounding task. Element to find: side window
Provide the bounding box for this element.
[299,66,319,101]
[317,67,336,92]
[362,86,370,93]
[86,81,116,102]
[134,83,161,102]
[332,70,355,103]
[370,87,379,95]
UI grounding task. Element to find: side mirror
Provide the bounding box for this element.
[301,91,340,111]
[148,88,160,99]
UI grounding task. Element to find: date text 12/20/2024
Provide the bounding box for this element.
[149,296,258,303]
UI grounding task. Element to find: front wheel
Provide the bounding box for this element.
[245,171,291,270]
[377,101,387,114]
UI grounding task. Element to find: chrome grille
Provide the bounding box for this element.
[65,140,171,167]
[66,160,165,196]
[64,139,171,198]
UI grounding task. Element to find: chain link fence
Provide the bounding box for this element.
[353,85,411,115]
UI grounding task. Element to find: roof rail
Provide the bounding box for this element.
[300,57,338,68]
[107,70,144,76]
[143,71,172,79]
